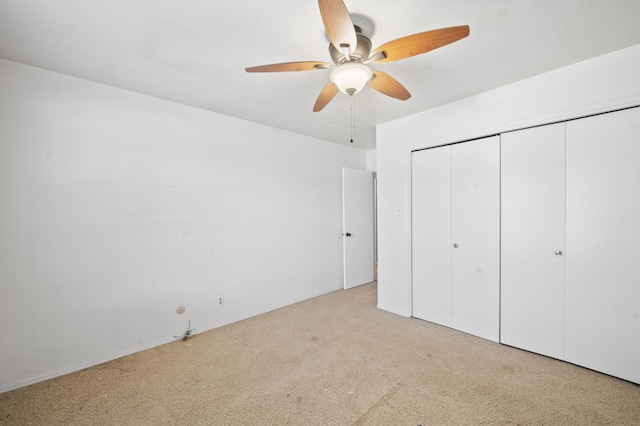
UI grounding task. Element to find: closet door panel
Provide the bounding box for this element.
[566,107,640,384]
[411,147,452,325]
[501,123,566,359]
[451,136,501,342]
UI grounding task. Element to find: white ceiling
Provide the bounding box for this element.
[1,0,640,150]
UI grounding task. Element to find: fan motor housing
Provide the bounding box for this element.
[329,33,372,64]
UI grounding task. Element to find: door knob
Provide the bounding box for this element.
[555,250,563,256]
[453,243,458,248]
[345,233,352,237]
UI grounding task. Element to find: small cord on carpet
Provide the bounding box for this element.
[174,319,197,341]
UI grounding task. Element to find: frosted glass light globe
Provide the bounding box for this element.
[329,62,373,96]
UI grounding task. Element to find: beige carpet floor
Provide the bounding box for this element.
[1,282,639,425]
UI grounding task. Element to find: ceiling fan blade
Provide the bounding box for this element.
[367,71,411,101]
[245,61,330,73]
[313,82,339,112]
[371,25,470,63]
[318,0,357,53]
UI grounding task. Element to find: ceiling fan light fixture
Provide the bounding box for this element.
[329,62,373,96]
[246,0,470,111]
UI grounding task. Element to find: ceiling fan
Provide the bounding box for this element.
[245,0,469,112]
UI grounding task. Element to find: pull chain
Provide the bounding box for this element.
[350,96,356,143]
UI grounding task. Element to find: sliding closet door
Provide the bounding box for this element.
[451,136,500,342]
[501,123,566,359]
[412,138,500,340]
[565,107,640,384]
[411,147,451,325]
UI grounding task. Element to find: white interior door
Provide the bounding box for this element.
[501,123,566,360]
[411,147,452,325]
[451,136,500,342]
[565,107,640,384]
[342,167,374,289]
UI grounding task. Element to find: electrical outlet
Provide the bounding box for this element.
[217,296,224,306]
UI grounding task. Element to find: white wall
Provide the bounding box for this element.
[366,149,377,172]
[0,59,365,392]
[376,44,640,316]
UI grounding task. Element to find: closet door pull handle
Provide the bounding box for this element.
[453,243,459,248]
[555,250,563,256]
